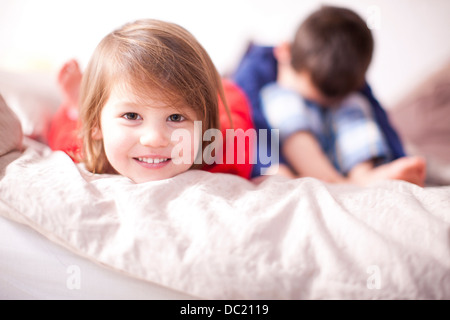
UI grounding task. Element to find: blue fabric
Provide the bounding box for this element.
[261,83,392,174]
[233,44,405,177]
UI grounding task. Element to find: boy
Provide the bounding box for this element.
[238,6,425,186]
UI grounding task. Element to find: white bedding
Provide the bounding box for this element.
[1,93,450,299]
[0,214,195,299]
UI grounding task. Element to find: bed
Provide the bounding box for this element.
[0,66,449,300]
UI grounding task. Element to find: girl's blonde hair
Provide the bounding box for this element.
[79,19,229,174]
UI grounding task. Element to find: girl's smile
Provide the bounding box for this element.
[133,156,171,169]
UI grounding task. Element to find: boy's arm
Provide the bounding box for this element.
[283,130,378,184]
[282,131,347,183]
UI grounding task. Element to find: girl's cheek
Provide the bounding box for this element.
[103,126,130,153]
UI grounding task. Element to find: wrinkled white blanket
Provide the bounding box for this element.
[1,98,449,299]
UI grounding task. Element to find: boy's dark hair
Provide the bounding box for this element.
[290,6,374,99]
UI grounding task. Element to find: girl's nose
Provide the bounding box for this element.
[139,124,170,148]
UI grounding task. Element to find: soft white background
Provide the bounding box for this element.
[0,0,449,107]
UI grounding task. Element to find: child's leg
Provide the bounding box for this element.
[47,60,83,160]
[58,59,82,110]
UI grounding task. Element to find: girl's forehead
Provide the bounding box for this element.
[108,81,199,116]
[111,81,175,106]
[110,85,165,108]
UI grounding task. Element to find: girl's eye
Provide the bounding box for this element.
[168,114,185,122]
[122,113,142,121]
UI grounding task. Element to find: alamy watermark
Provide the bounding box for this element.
[366,265,381,290]
[66,265,81,290]
[171,121,279,175]
[366,5,382,30]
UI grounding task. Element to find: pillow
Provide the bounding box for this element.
[388,61,450,186]
[0,70,61,143]
[0,94,23,157]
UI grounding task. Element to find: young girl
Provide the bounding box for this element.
[48,19,254,183]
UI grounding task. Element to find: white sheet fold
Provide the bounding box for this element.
[1,145,449,299]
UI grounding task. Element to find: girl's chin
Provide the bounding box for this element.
[129,173,173,184]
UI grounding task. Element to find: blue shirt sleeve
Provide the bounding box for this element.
[260,83,316,143]
[331,93,392,174]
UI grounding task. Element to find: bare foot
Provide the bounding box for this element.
[58,59,82,109]
[371,156,427,187]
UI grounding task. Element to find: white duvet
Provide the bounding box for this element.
[1,98,449,299]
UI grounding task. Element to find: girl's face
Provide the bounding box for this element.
[94,85,201,183]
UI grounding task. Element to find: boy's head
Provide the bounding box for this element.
[289,5,374,103]
[79,19,225,174]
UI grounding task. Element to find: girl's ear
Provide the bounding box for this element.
[91,127,102,140]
